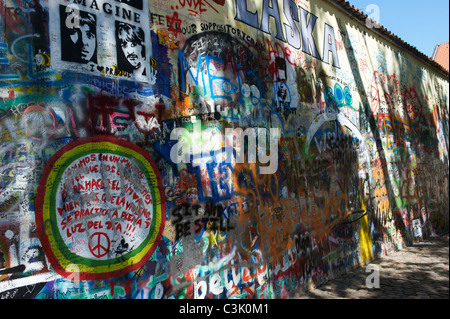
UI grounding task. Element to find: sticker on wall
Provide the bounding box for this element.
[49,0,151,83]
[35,136,165,280]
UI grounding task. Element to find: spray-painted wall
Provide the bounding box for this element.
[0,0,448,299]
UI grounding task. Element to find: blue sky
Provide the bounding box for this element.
[347,0,449,57]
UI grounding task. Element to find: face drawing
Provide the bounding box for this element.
[61,6,97,64]
[116,22,146,74]
[121,39,143,69]
[79,22,96,62]
[70,20,96,63]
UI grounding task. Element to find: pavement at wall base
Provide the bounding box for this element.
[294,233,449,299]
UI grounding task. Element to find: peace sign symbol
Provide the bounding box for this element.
[89,232,110,258]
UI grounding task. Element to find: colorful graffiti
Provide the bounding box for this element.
[0,0,448,299]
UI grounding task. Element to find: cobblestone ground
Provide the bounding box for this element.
[295,234,449,299]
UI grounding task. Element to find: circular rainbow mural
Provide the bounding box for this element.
[36,136,165,280]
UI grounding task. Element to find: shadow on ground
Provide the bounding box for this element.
[295,234,449,299]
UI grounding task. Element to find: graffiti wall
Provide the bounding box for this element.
[0,0,448,299]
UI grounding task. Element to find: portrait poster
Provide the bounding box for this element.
[412,218,423,238]
[49,0,151,83]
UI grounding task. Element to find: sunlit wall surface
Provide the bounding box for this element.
[0,0,448,299]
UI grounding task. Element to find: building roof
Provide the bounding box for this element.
[329,0,450,77]
[432,42,449,72]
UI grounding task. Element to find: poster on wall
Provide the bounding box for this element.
[412,218,423,238]
[49,0,151,83]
